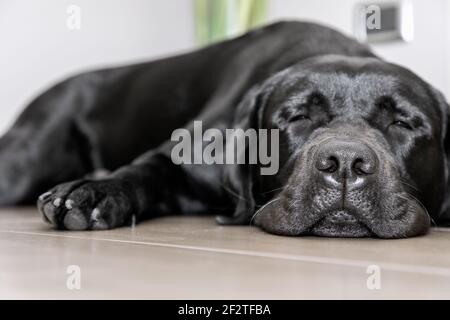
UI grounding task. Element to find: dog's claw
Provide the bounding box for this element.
[65,199,74,210]
[53,198,62,207]
[38,191,52,202]
[91,208,101,221]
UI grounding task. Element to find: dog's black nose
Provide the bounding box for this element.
[315,140,378,189]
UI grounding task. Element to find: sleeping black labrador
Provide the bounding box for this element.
[1,21,449,238]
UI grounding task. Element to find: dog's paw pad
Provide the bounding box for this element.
[63,209,89,230]
[42,201,59,224]
[92,220,109,230]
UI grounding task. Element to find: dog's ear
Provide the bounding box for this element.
[216,84,272,225]
[434,87,450,219]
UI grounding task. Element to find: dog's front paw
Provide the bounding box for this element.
[37,179,136,230]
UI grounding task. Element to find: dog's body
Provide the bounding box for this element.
[1,21,449,238]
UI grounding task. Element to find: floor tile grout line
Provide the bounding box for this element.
[2,229,450,278]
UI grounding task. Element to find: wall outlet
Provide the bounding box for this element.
[354,1,414,43]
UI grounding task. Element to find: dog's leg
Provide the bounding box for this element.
[0,121,95,205]
[37,149,225,230]
[0,80,98,205]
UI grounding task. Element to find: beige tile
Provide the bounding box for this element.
[0,208,450,299]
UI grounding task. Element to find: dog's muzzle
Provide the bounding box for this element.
[309,140,379,236]
[254,130,430,238]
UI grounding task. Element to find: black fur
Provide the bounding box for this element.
[1,21,449,238]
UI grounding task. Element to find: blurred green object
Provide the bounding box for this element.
[195,0,268,45]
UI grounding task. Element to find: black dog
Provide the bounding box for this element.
[1,21,449,238]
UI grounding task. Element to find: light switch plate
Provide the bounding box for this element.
[354,1,414,43]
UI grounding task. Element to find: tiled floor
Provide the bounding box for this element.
[0,208,450,299]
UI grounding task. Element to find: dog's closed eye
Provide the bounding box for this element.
[287,93,327,123]
[391,120,413,130]
[289,114,310,122]
[377,96,414,130]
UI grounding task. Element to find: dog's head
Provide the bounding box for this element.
[220,54,450,238]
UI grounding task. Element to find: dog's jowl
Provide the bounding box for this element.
[1,21,449,238]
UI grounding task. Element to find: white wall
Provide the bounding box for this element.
[269,0,450,100]
[0,0,195,134]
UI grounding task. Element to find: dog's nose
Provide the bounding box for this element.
[315,140,378,189]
